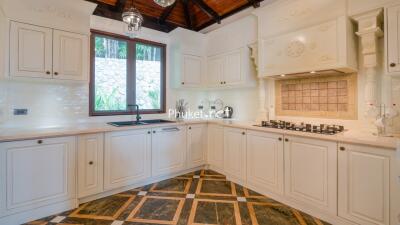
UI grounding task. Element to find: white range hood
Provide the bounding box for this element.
[257,16,358,78]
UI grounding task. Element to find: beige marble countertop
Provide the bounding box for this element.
[0,119,398,150]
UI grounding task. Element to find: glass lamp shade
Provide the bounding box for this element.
[154,0,176,7]
[122,7,143,32]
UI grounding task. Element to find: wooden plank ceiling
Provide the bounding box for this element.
[85,0,263,32]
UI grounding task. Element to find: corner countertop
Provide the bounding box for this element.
[0,119,398,150]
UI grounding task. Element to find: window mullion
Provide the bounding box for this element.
[126,40,136,110]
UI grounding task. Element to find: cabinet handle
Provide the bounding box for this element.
[285,138,289,142]
[89,161,94,165]
[46,71,51,75]
[278,137,282,141]
[390,63,397,67]
[340,146,345,151]
[37,140,43,144]
[54,72,59,76]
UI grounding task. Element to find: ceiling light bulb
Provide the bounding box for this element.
[310,71,316,74]
[280,74,286,77]
[154,0,176,7]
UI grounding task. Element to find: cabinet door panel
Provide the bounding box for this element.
[224,50,242,85]
[53,30,88,81]
[78,133,104,198]
[104,130,151,190]
[338,144,390,225]
[182,55,202,86]
[224,128,246,182]
[284,136,337,214]
[187,125,206,168]
[152,126,186,177]
[388,5,400,73]
[0,137,75,216]
[10,22,52,78]
[247,131,284,195]
[208,125,224,171]
[207,56,223,86]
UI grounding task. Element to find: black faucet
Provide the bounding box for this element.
[128,104,141,123]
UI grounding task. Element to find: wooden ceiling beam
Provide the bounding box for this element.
[182,0,193,29]
[248,0,261,8]
[115,0,128,12]
[191,0,221,24]
[159,1,177,25]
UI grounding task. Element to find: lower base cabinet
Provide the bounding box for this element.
[338,144,393,225]
[0,137,76,217]
[152,126,187,177]
[224,127,246,183]
[78,133,104,198]
[246,131,284,195]
[187,124,207,169]
[104,129,151,190]
[284,135,337,215]
[208,124,224,172]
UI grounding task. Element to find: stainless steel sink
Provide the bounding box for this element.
[107,119,175,127]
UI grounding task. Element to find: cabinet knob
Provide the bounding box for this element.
[37,140,43,144]
[188,127,192,130]
[285,138,289,142]
[278,137,282,141]
[223,81,226,84]
[147,131,151,134]
[340,146,345,151]
[242,132,246,135]
[89,161,94,165]
[153,131,156,133]
[220,82,223,84]
[390,63,397,67]
[181,82,184,85]
[54,72,59,76]
[46,71,51,75]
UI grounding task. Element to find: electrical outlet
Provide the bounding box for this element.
[13,109,28,115]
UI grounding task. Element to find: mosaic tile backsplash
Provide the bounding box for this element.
[276,74,357,120]
[281,80,348,112]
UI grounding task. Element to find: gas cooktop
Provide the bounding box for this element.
[254,120,345,135]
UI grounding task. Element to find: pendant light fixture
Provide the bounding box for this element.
[154,0,176,7]
[122,0,143,37]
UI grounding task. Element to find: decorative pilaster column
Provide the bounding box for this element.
[352,9,383,110]
[249,43,269,122]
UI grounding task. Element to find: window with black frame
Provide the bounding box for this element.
[89,31,166,116]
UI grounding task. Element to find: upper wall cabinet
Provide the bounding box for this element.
[387,4,400,74]
[206,47,256,88]
[10,21,88,81]
[259,17,357,77]
[170,28,206,88]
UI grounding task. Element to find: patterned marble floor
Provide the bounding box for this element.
[25,170,330,225]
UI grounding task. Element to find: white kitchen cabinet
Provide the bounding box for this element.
[207,124,224,172]
[187,124,207,169]
[206,48,256,88]
[9,21,88,81]
[77,133,104,198]
[152,126,187,177]
[10,22,53,79]
[223,127,246,184]
[284,136,337,215]
[206,56,224,87]
[246,131,284,195]
[338,143,392,225]
[259,16,357,77]
[180,54,203,87]
[104,129,151,190]
[0,137,76,217]
[387,4,400,74]
[53,30,88,81]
